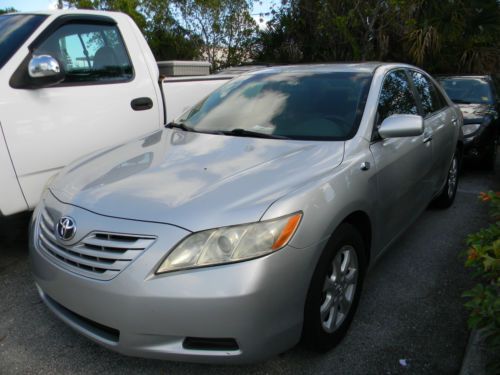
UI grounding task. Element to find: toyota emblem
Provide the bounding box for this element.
[56,216,76,241]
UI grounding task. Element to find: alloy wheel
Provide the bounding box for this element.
[320,245,359,333]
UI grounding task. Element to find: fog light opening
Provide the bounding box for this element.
[182,337,239,351]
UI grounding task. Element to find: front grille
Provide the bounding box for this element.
[38,209,156,281]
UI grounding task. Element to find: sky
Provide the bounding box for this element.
[0,0,276,26]
[0,0,58,11]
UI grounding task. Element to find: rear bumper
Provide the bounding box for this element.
[30,193,322,363]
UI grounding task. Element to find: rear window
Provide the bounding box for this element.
[179,71,372,141]
[438,77,493,104]
[0,14,47,69]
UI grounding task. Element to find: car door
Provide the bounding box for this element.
[1,16,161,209]
[370,69,434,243]
[408,70,457,192]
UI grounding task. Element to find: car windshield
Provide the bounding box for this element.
[438,77,493,104]
[178,71,372,140]
[0,14,47,69]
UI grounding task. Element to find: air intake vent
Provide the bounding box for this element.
[37,209,156,281]
[183,337,239,351]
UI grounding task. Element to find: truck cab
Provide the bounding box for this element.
[0,10,230,216]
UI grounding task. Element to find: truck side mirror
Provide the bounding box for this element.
[27,54,65,87]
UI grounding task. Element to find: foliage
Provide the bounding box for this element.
[463,191,500,373]
[0,7,16,14]
[173,0,258,71]
[257,0,500,74]
[67,0,201,61]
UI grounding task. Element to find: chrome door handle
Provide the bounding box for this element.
[423,135,433,143]
[451,118,458,126]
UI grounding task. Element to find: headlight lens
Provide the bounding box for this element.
[156,212,302,273]
[462,123,481,136]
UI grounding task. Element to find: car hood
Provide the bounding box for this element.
[457,103,496,123]
[51,129,344,232]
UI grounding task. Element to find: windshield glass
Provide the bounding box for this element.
[178,71,372,140]
[0,14,47,69]
[438,77,493,104]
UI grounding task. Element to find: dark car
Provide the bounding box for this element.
[437,75,499,169]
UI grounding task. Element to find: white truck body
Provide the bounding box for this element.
[0,10,231,216]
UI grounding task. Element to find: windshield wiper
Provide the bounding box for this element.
[165,121,195,132]
[451,99,473,104]
[220,128,289,139]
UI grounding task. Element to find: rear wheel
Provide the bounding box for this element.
[433,151,459,209]
[302,223,366,351]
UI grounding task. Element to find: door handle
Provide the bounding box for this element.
[131,97,153,111]
[423,130,433,143]
[451,118,458,126]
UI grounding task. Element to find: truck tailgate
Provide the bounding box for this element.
[162,75,234,122]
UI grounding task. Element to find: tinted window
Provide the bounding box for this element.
[438,77,493,104]
[179,72,372,140]
[410,71,446,116]
[34,23,133,83]
[377,70,418,124]
[0,14,47,69]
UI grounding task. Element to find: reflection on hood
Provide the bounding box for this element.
[50,129,345,231]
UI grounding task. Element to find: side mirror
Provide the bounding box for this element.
[378,114,424,139]
[27,54,65,87]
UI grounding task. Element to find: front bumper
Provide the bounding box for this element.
[30,193,322,363]
[462,123,496,159]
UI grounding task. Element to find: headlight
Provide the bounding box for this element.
[462,123,481,136]
[156,212,302,273]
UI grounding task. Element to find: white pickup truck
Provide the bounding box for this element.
[0,10,232,216]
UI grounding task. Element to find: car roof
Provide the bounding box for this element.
[436,75,491,80]
[246,62,412,75]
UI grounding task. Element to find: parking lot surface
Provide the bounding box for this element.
[0,163,498,375]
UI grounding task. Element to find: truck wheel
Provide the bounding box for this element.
[433,151,459,209]
[302,223,366,352]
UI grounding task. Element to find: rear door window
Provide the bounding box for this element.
[410,71,447,116]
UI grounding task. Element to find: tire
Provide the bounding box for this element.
[433,150,459,209]
[302,223,367,352]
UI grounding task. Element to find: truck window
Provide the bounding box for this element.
[0,14,47,69]
[33,23,133,83]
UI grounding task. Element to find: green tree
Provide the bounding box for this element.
[257,0,500,74]
[174,0,258,71]
[0,7,16,14]
[67,0,201,61]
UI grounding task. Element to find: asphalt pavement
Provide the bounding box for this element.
[0,162,498,375]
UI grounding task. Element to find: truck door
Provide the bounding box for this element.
[1,15,161,209]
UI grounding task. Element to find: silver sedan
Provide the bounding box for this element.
[30,63,462,363]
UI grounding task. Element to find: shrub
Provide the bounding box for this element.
[463,191,500,373]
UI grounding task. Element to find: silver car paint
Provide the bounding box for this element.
[31,63,462,363]
[50,130,345,233]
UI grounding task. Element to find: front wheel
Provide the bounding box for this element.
[433,151,459,209]
[302,223,366,352]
